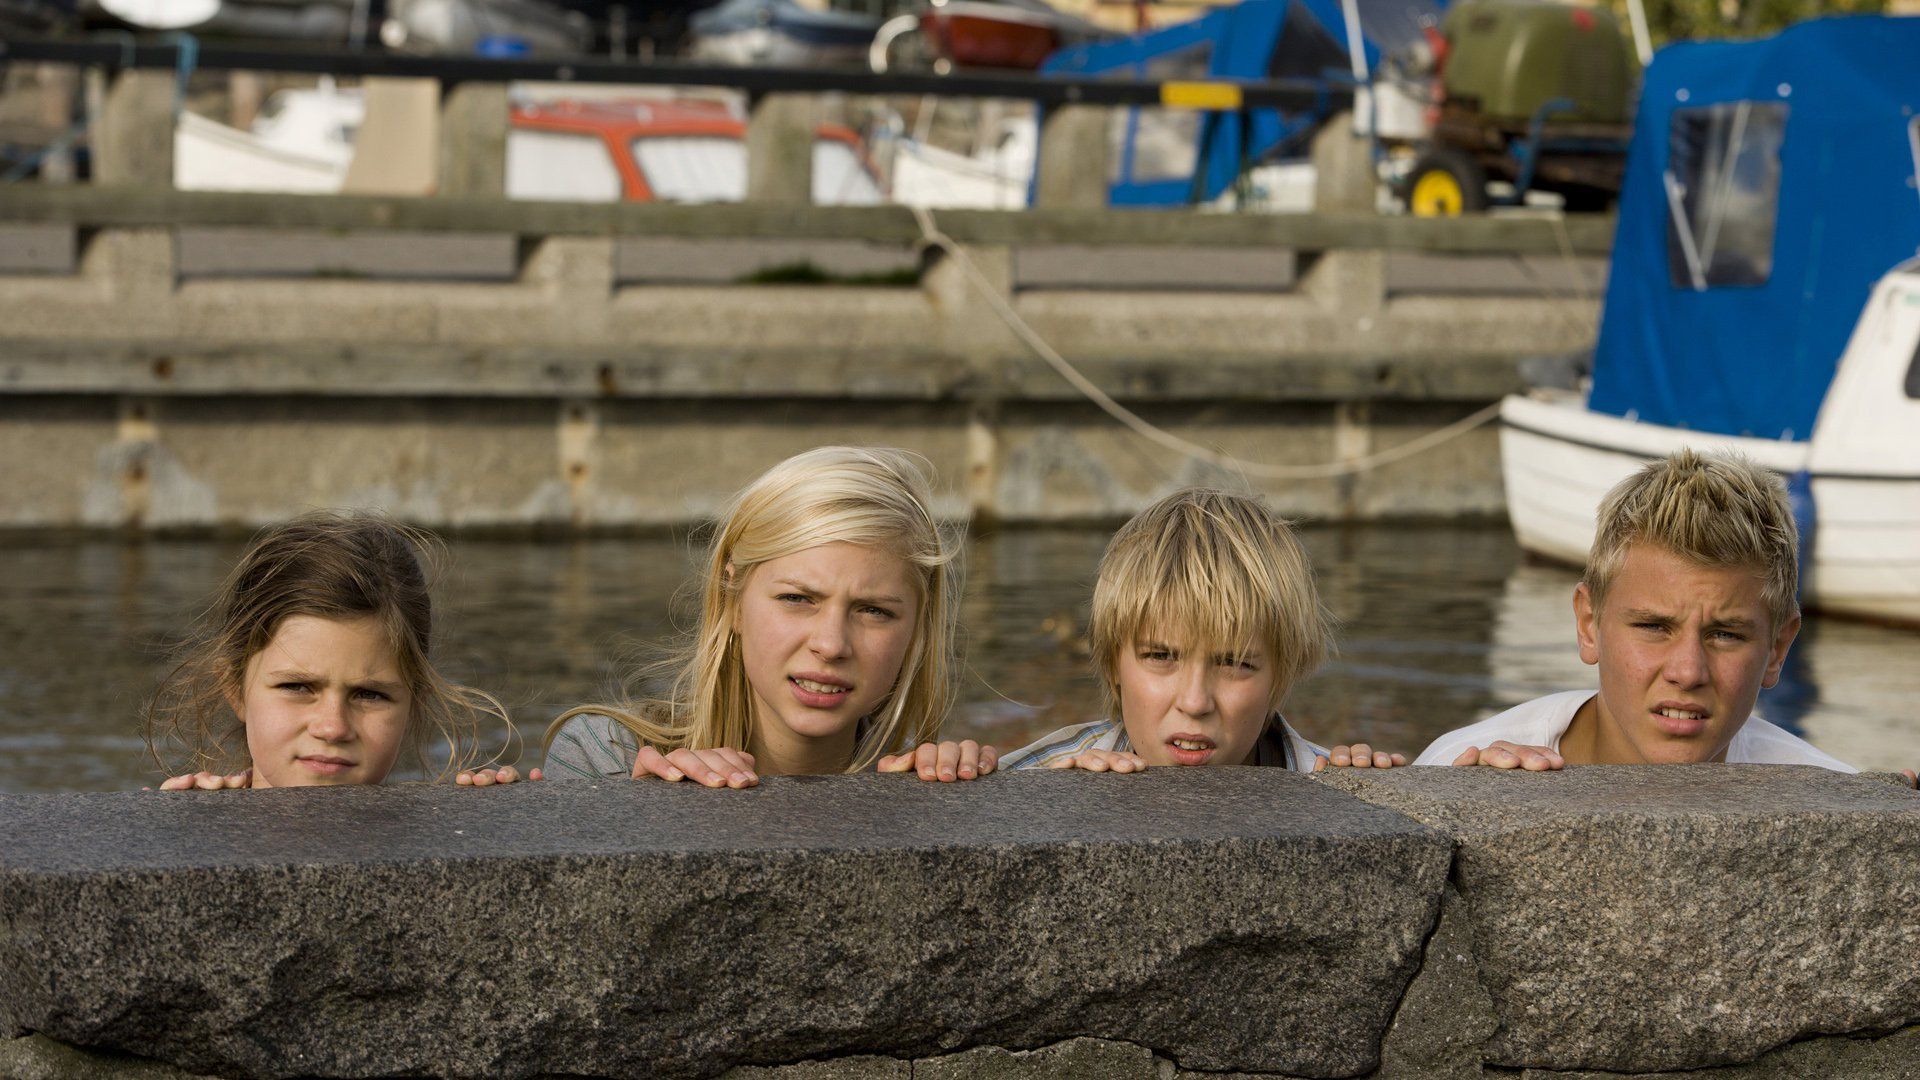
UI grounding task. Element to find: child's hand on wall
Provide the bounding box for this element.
[1452,742,1565,771]
[879,740,998,782]
[632,746,759,788]
[150,770,252,791]
[1315,744,1407,770]
[1046,749,1147,773]
[456,766,542,786]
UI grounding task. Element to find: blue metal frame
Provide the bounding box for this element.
[1037,0,1346,208]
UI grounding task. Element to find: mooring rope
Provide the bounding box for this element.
[909,202,1505,481]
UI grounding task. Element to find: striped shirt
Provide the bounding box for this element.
[1000,716,1328,772]
[543,713,646,780]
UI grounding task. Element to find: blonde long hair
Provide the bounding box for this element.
[549,446,960,772]
[142,510,511,780]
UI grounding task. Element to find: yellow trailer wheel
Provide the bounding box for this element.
[1404,148,1489,216]
[1411,170,1466,216]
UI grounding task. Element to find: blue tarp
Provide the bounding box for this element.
[1586,16,1920,440]
[1039,0,1443,206]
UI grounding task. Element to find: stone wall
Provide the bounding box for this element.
[5,767,1911,1079]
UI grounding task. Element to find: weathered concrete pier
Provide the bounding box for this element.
[0,44,1615,530]
[1,767,1915,1078]
[0,187,1605,530]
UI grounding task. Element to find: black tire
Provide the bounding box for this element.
[1404,146,1489,216]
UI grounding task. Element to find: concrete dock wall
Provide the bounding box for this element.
[0,190,1606,529]
[0,767,1915,1078]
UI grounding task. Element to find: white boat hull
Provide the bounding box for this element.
[174,111,347,194]
[1499,392,1920,625]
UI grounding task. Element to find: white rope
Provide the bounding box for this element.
[910,203,1506,481]
[1511,211,1606,339]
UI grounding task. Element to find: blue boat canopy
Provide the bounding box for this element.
[1586,15,1920,441]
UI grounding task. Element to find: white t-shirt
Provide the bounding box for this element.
[1413,689,1857,771]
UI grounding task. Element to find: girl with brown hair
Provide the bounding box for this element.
[145,510,531,789]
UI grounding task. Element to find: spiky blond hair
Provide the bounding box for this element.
[1585,449,1800,628]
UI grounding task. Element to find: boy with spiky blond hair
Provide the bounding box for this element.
[1002,488,1399,773]
[1418,449,1859,771]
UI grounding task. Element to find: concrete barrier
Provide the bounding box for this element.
[1,767,1915,1079]
[0,192,1602,530]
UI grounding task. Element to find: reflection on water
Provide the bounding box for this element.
[2,525,1915,793]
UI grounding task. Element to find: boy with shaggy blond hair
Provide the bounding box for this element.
[1418,449,1855,771]
[1002,488,1397,772]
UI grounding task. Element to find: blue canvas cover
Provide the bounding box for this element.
[1039,0,1443,206]
[1586,16,1920,440]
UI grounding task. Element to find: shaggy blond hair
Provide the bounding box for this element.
[549,446,959,772]
[1089,488,1333,719]
[1584,449,1800,628]
[142,510,509,780]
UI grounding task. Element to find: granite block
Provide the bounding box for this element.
[1321,765,1920,1073]
[0,770,1449,1079]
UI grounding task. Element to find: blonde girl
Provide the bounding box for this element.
[544,446,994,786]
[145,510,532,790]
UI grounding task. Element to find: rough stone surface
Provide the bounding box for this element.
[721,1054,909,1078]
[1513,1023,1920,1079]
[912,1036,1158,1079]
[0,1034,220,1079]
[15,1026,1920,1080]
[0,771,1448,1079]
[1321,766,1920,1073]
[1373,886,1497,1080]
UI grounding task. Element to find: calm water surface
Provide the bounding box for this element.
[3,525,1915,793]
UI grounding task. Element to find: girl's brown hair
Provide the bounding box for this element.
[142,510,509,779]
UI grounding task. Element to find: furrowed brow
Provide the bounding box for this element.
[1212,649,1264,663]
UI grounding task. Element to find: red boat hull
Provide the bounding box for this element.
[922,10,1060,70]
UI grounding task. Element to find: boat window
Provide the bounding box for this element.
[506,130,623,202]
[633,137,748,203]
[1910,116,1920,214]
[1664,102,1788,290]
[812,141,885,206]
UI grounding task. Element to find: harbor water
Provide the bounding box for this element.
[3,523,1915,794]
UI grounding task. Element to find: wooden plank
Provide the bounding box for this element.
[0,186,1616,255]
